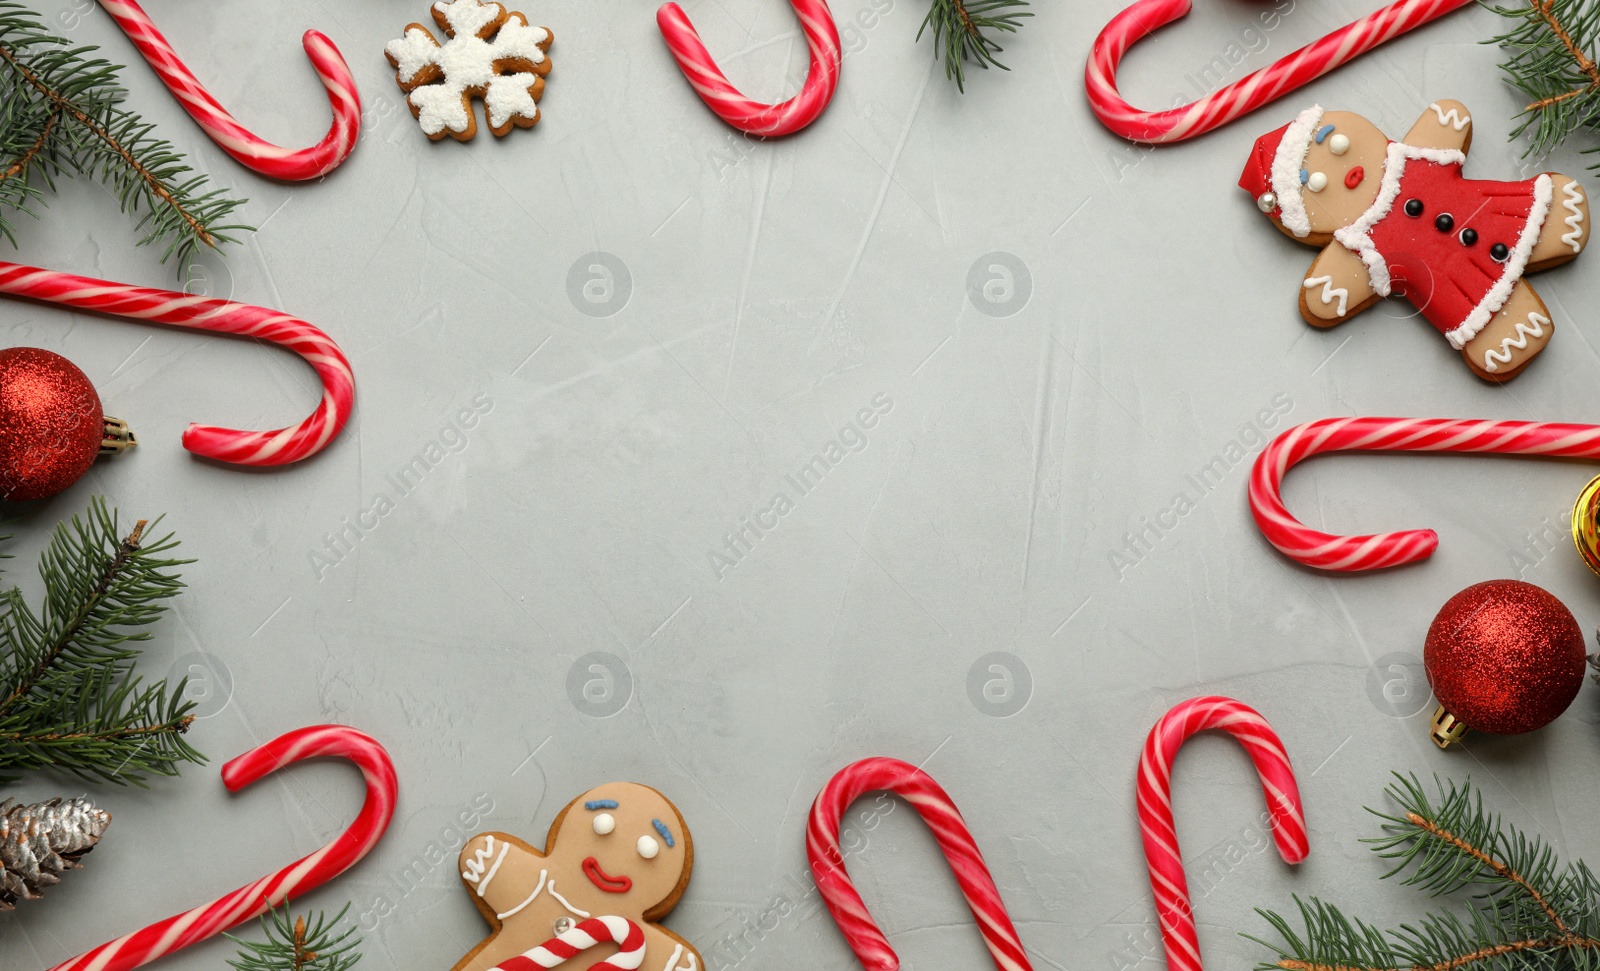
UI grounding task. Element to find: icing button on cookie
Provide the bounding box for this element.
[1405,198,1424,217]
[1491,242,1510,262]
[1435,213,1454,232]
[1460,228,1478,246]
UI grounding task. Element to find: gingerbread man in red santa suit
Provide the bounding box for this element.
[1241,101,1589,380]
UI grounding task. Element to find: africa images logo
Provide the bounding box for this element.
[708,393,894,579]
[1110,393,1294,578]
[309,392,494,580]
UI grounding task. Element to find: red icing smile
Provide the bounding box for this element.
[1344,166,1365,189]
[582,857,633,893]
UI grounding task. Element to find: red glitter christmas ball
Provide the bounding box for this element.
[1424,579,1586,747]
[0,347,114,501]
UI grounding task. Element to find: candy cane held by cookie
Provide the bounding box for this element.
[1086,0,1472,143]
[807,757,1031,971]
[49,726,397,971]
[656,0,841,136]
[492,917,647,971]
[1251,417,1600,571]
[0,261,354,466]
[98,0,359,180]
[1139,698,1307,971]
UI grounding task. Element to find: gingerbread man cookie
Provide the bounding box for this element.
[1240,102,1589,381]
[452,782,700,971]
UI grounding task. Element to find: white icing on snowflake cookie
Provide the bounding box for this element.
[385,0,553,142]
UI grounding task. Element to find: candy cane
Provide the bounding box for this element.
[1251,417,1600,571]
[48,725,397,971]
[1086,0,1472,143]
[97,0,359,180]
[1139,697,1307,971]
[656,0,841,136]
[493,916,647,971]
[807,757,1030,971]
[0,261,354,466]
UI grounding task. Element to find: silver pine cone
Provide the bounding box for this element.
[0,797,110,908]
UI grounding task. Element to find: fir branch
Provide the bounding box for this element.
[0,498,203,787]
[917,0,1031,92]
[1,106,55,182]
[1486,0,1600,170]
[1250,774,1600,971]
[0,0,252,266]
[226,906,363,971]
[1521,0,1600,108]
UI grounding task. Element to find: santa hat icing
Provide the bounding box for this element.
[1238,104,1324,238]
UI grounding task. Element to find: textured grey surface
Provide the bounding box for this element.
[4,0,1600,969]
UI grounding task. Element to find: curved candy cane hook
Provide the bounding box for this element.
[1139,697,1307,971]
[490,916,646,971]
[1085,0,1472,143]
[98,0,360,180]
[0,261,355,466]
[807,757,1031,971]
[49,725,398,971]
[1251,417,1600,571]
[656,0,842,136]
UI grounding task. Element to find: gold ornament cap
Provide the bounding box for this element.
[1429,705,1469,749]
[1572,473,1600,578]
[99,417,136,455]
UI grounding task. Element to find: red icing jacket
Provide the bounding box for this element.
[1333,142,1551,346]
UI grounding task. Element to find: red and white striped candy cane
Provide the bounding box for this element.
[493,916,647,971]
[1086,0,1472,143]
[1251,417,1600,571]
[1139,698,1307,971]
[98,0,360,180]
[807,757,1030,971]
[49,725,397,971]
[0,261,354,466]
[656,0,841,136]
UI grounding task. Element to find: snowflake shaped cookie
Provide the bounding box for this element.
[385,0,553,141]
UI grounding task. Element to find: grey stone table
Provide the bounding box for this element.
[3,0,1599,968]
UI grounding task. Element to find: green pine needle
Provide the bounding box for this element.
[917,0,1031,92]
[226,906,363,971]
[1248,774,1600,971]
[0,498,204,787]
[0,0,252,267]
[1487,0,1600,173]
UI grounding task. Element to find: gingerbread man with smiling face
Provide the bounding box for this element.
[1241,101,1589,381]
[451,782,700,971]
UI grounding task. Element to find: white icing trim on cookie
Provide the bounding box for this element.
[1482,311,1549,372]
[1447,173,1552,348]
[1303,275,1349,316]
[662,944,684,971]
[1561,180,1585,253]
[548,881,592,918]
[463,835,509,897]
[1272,105,1324,239]
[386,27,442,83]
[497,869,548,920]
[1335,142,1469,299]
[1428,102,1471,131]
